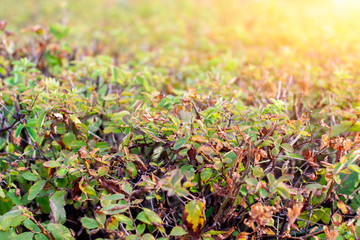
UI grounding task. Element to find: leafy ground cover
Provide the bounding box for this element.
[1,0,360,239]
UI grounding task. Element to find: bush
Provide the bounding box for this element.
[1,5,360,239]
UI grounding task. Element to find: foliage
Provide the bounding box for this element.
[1,1,360,239]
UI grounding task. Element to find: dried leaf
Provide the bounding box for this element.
[99,177,124,195]
[287,203,303,232]
[324,226,339,240]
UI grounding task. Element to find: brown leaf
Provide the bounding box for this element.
[320,134,330,149]
[236,232,250,240]
[287,203,303,232]
[187,146,197,162]
[219,227,235,239]
[15,188,21,197]
[10,131,21,147]
[259,149,267,158]
[212,183,228,197]
[332,213,342,226]
[212,138,223,151]
[304,150,319,168]
[324,226,339,240]
[199,144,215,155]
[99,177,125,195]
[245,202,279,230]
[71,176,83,201]
[78,146,89,159]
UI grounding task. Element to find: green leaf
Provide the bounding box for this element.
[281,143,294,153]
[142,208,162,224]
[14,124,24,138]
[306,183,324,190]
[13,232,34,240]
[117,214,133,226]
[267,173,276,185]
[276,183,291,199]
[23,218,41,232]
[26,119,37,127]
[81,217,99,229]
[0,137,6,151]
[112,111,130,121]
[137,223,146,235]
[201,168,213,183]
[330,121,360,137]
[349,164,360,173]
[0,186,5,198]
[26,127,37,142]
[82,184,97,197]
[22,172,38,181]
[102,194,125,201]
[46,223,74,240]
[44,161,62,168]
[28,180,46,200]
[122,182,132,195]
[106,216,119,231]
[50,190,67,224]
[271,147,280,156]
[7,189,22,205]
[169,115,181,129]
[0,206,28,231]
[50,24,69,39]
[141,233,155,240]
[95,142,110,148]
[24,145,35,157]
[98,166,108,176]
[63,133,76,148]
[101,203,128,215]
[125,235,138,240]
[36,112,47,132]
[126,161,137,178]
[111,66,119,82]
[339,172,359,195]
[35,233,48,240]
[174,137,187,150]
[136,211,151,224]
[170,226,187,236]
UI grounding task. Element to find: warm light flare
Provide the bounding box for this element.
[333,0,360,11]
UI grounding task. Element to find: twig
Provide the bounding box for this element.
[0,118,21,133]
[289,126,305,146]
[22,213,54,240]
[255,123,279,148]
[345,185,360,204]
[87,130,107,142]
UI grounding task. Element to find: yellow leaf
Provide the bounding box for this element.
[299,131,311,137]
[191,135,208,143]
[337,201,350,214]
[182,200,206,239]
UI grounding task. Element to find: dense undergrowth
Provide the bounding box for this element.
[1,0,360,239]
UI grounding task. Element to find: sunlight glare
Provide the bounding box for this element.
[333,0,360,7]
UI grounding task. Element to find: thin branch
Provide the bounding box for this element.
[22,213,54,240]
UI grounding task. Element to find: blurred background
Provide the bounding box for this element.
[2,0,360,99]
